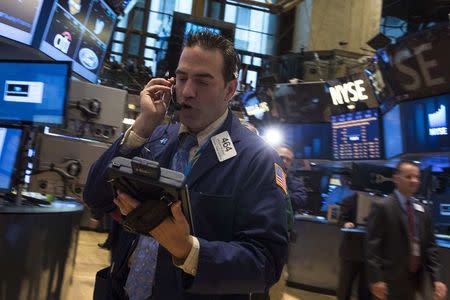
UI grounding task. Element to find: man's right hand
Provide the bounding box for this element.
[371,281,388,300]
[133,77,175,138]
[343,222,355,228]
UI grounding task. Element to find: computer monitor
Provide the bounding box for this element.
[0,0,45,45]
[331,108,383,160]
[401,94,450,153]
[164,12,235,77]
[282,123,332,159]
[273,82,331,123]
[351,162,395,195]
[0,60,70,125]
[39,0,117,83]
[0,127,22,192]
[383,93,450,157]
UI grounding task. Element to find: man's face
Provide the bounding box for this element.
[175,46,236,133]
[393,163,421,197]
[276,147,294,172]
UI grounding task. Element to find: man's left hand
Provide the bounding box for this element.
[434,281,447,300]
[150,201,192,261]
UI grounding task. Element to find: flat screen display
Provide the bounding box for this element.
[282,123,331,159]
[273,82,331,123]
[165,12,235,77]
[383,104,403,159]
[402,94,450,153]
[39,0,117,83]
[0,60,70,125]
[332,108,383,160]
[382,93,450,157]
[0,127,22,192]
[0,0,44,45]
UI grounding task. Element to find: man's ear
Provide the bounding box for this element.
[224,79,238,102]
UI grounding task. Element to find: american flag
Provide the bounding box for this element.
[274,163,287,195]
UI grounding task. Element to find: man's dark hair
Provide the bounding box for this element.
[394,160,420,174]
[185,31,240,82]
[276,143,294,154]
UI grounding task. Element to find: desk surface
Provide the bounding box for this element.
[295,214,450,249]
[0,199,84,214]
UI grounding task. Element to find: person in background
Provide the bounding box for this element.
[367,160,447,300]
[275,144,309,212]
[84,31,288,300]
[337,171,372,300]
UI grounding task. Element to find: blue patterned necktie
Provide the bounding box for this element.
[124,133,197,299]
[125,235,158,300]
[170,133,198,173]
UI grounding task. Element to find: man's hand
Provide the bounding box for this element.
[370,281,388,300]
[434,281,447,300]
[133,77,175,138]
[150,201,192,261]
[113,190,139,215]
[343,222,355,228]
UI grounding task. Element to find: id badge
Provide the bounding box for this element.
[412,241,420,257]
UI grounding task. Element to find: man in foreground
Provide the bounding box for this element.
[84,31,288,299]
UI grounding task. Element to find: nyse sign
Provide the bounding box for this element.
[381,24,450,100]
[329,79,368,105]
[326,73,378,115]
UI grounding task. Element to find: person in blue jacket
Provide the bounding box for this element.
[83,31,289,300]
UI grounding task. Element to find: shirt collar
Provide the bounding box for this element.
[394,189,408,210]
[178,109,229,148]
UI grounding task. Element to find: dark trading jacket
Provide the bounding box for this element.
[366,193,441,299]
[83,111,289,300]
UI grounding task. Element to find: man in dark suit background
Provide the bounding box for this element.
[366,160,447,300]
[337,172,371,300]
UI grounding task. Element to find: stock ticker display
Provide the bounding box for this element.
[332,108,382,160]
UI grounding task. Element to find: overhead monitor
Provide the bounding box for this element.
[0,60,71,125]
[401,94,450,153]
[382,104,403,159]
[383,93,450,157]
[273,82,331,123]
[105,0,137,16]
[39,0,117,83]
[0,0,45,45]
[281,123,332,160]
[332,108,383,160]
[165,12,235,77]
[351,162,395,195]
[0,127,22,192]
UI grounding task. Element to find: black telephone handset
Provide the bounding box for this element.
[167,83,181,121]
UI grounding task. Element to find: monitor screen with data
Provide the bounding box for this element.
[332,108,383,160]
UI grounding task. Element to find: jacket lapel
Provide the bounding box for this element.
[186,111,242,186]
[392,193,409,237]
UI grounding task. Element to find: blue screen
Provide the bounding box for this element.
[383,104,404,158]
[0,61,69,125]
[402,94,450,153]
[282,123,332,159]
[0,127,22,191]
[331,108,382,160]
